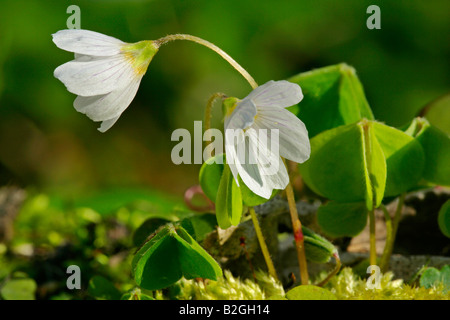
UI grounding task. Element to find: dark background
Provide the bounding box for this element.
[1,0,449,200]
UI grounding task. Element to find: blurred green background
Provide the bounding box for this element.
[0,0,449,199]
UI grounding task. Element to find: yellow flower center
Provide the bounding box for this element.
[223,97,240,118]
[122,40,159,76]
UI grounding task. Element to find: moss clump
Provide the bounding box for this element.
[170,267,450,300]
[173,270,284,300]
[326,268,450,300]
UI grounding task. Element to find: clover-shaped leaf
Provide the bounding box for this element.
[299,120,425,212]
[300,119,426,238]
[299,120,386,210]
[419,93,450,136]
[404,117,450,187]
[179,214,218,242]
[132,224,222,291]
[215,165,243,229]
[132,217,171,247]
[199,154,225,203]
[317,201,368,238]
[289,63,374,138]
[372,121,425,197]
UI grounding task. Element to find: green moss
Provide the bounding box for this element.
[173,270,284,300]
[172,268,450,300]
[326,268,450,300]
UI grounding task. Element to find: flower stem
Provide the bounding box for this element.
[379,204,392,272]
[283,159,309,285]
[380,194,405,272]
[155,34,258,89]
[316,252,341,287]
[368,208,377,266]
[248,207,278,281]
[204,92,227,151]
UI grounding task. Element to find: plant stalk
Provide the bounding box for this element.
[156,34,258,89]
[316,252,341,287]
[379,204,392,272]
[204,92,226,151]
[380,194,405,271]
[283,159,309,285]
[248,207,278,281]
[368,208,377,266]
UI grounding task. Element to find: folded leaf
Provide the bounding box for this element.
[132,224,222,291]
[303,226,337,263]
[215,165,243,228]
[299,120,386,210]
[132,226,181,290]
[289,63,374,138]
[174,227,223,281]
[404,117,450,187]
[419,93,450,135]
[199,154,225,202]
[372,122,425,197]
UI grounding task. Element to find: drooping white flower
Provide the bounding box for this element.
[52,29,159,132]
[224,80,310,199]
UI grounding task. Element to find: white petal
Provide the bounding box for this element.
[74,77,141,122]
[246,128,289,190]
[73,53,111,62]
[54,55,135,96]
[235,156,271,199]
[225,127,288,199]
[254,106,310,163]
[54,55,131,96]
[225,128,245,187]
[98,116,120,133]
[224,80,308,197]
[225,128,265,195]
[262,163,289,192]
[52,29,124,56]
[224,98,257,130]
[247,80,303,109]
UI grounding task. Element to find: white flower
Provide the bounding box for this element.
[52,29,158,132]
[224,80,310,199]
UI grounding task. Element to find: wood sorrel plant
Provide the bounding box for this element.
[289,64,450,271]
[53,29,449,294]
[53,29,317,289]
